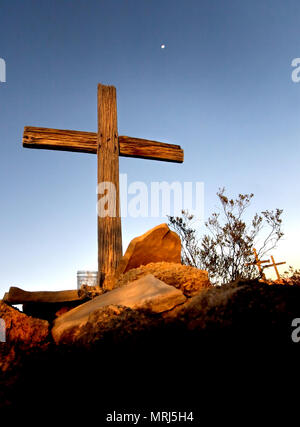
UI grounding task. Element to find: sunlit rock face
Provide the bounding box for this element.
[0,301,50,372]
[104,223,182,290]
[56,305,162,346]
[112,261,211,297]
[117,223,182,274]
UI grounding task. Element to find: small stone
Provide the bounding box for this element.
[78,284,103,299]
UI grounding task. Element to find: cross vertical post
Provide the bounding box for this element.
[271,255,281,281]
[245,248,269,280]
[97,84,122,286]
[253,248,267,277]
[264,255,286,281]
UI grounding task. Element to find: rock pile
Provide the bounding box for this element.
[0,223,213,412]
[1,223,209,355]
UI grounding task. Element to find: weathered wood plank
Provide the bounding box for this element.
[97,84,123,286]
[23,127,97,154]
[3,287,83,304]
[119,136,184,163]
[23,126,184,163]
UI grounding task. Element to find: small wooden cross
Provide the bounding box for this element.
[263,255,286,281]
[245,248,270,280]
[22,84,184,287]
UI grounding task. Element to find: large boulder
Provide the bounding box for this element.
[112,261,210,297]
[0,301,49,345]
[52,274,186,344]
[111,223,181,279]
[103,223,182,290]
[0,301,50,372]
[170,278,300,345]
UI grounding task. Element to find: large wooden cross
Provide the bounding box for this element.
[23,83,184,287]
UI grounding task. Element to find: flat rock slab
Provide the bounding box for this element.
[3,287,83,304]
[52,274,186,344]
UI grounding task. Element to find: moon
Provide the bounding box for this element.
[160,44,166,49]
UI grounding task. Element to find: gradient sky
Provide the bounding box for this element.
[0,0,299,294]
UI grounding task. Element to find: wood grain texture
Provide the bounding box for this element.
[97,84,122,286]
[23,126,184,163]
[3,286,83,304]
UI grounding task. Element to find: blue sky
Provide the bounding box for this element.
[0,0,299,293]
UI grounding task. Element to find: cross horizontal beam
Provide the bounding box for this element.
[264,261,286,269]
[245,259,269,267]
[23,126,184,163]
